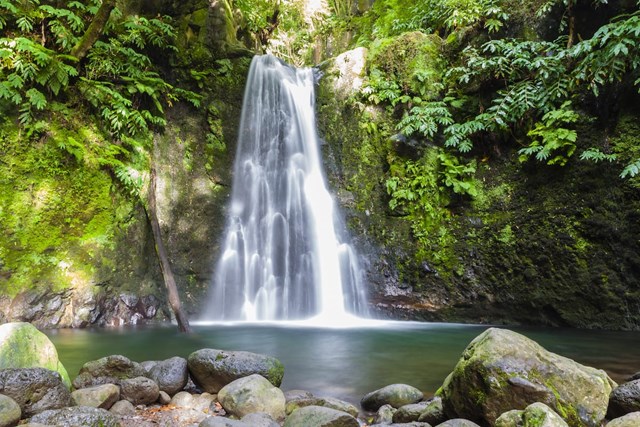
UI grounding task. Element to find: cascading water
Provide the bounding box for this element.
[202,55,368,322]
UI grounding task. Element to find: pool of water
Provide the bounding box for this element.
[45,321,640,404]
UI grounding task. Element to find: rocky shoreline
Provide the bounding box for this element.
[0,322,639,427]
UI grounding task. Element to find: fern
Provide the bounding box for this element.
[518,102,579,166]
[621,159,640,178]
[580,148,617,163]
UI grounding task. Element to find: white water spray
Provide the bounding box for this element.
[202,55,368,322]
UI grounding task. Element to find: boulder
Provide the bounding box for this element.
[494,410,523,427]
[140,361,158,373]
[374,404,396,424]
[608,379,640,418]
[370,423,431,427]
[109,399,135,416]
[120,376,160,405]
[200,417,248,427]
[148,356,188,395]
[158,390,172,404]
[438,328,615,427]
[241,412,280,426]
[170,392,217,412]
[436,420,481,427]
[188,349,284,393]
[394,401,432,423]
[29,406,120,427]
[361,384,423,411]
[218,374,285,420]
[70,383,120,409]
[284,405,360,427]
[285,394,358,417]
[606,412,640,427]
[495,402,568,427]
[0,322,71,388]
[200,413,279,427]
[0,368,71,417]
[0,394,21,427]
[417,397,446,425]
[73,354,147,389]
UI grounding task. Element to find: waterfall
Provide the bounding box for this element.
[202,55,368,322]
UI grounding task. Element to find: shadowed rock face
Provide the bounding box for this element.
[438,328,616,427]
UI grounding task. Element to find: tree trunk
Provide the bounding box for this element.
[566,1,576,48]
[146,163,192,333]
[71,0,117,60]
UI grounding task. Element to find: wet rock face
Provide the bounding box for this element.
[0,289,165,329]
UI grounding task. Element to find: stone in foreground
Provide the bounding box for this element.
[0,394,21,427]
[437,420,481,427]
[0,322,71,388]
[73,354,147,389]
[417,397,446,425]
[120,376,160,405]
[495,402,568,427]
[0,368,71,417]
[438,328,615,427]
[148,356,189,395]
[284,405,359,427]
[71,383,120,409]
[361,384,423,411]
[608,379,640,418]
[218,374,285,420]
[30,406,119,427]
[188,349,284,393]
[606,412,640,427]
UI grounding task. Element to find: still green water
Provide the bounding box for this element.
[46,322,640,403]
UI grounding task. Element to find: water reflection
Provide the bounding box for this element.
[46,323,640,403]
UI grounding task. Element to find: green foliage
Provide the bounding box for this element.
[518,102,579,166]
[438,152,479,196]
[397,101,454,139]
[0,1,200,138]
[570,9,640,96]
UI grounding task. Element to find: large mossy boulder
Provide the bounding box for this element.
[438,328,616,427]
[0,322,70,388]
[188,349,284,393]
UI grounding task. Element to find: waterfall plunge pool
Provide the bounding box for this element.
[46,321,640,404]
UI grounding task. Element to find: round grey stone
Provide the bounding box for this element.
[148,356,188,395]
[120,376,160,405]
[0,394,21,427]
[609,379,640,418]
[284,405,359,427]
[361,384,423,411]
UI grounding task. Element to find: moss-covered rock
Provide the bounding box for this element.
[438,328,615,427]
[0,322,70,389]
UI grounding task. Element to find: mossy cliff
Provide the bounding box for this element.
[316,10,640,330]
[0,0,251,327]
